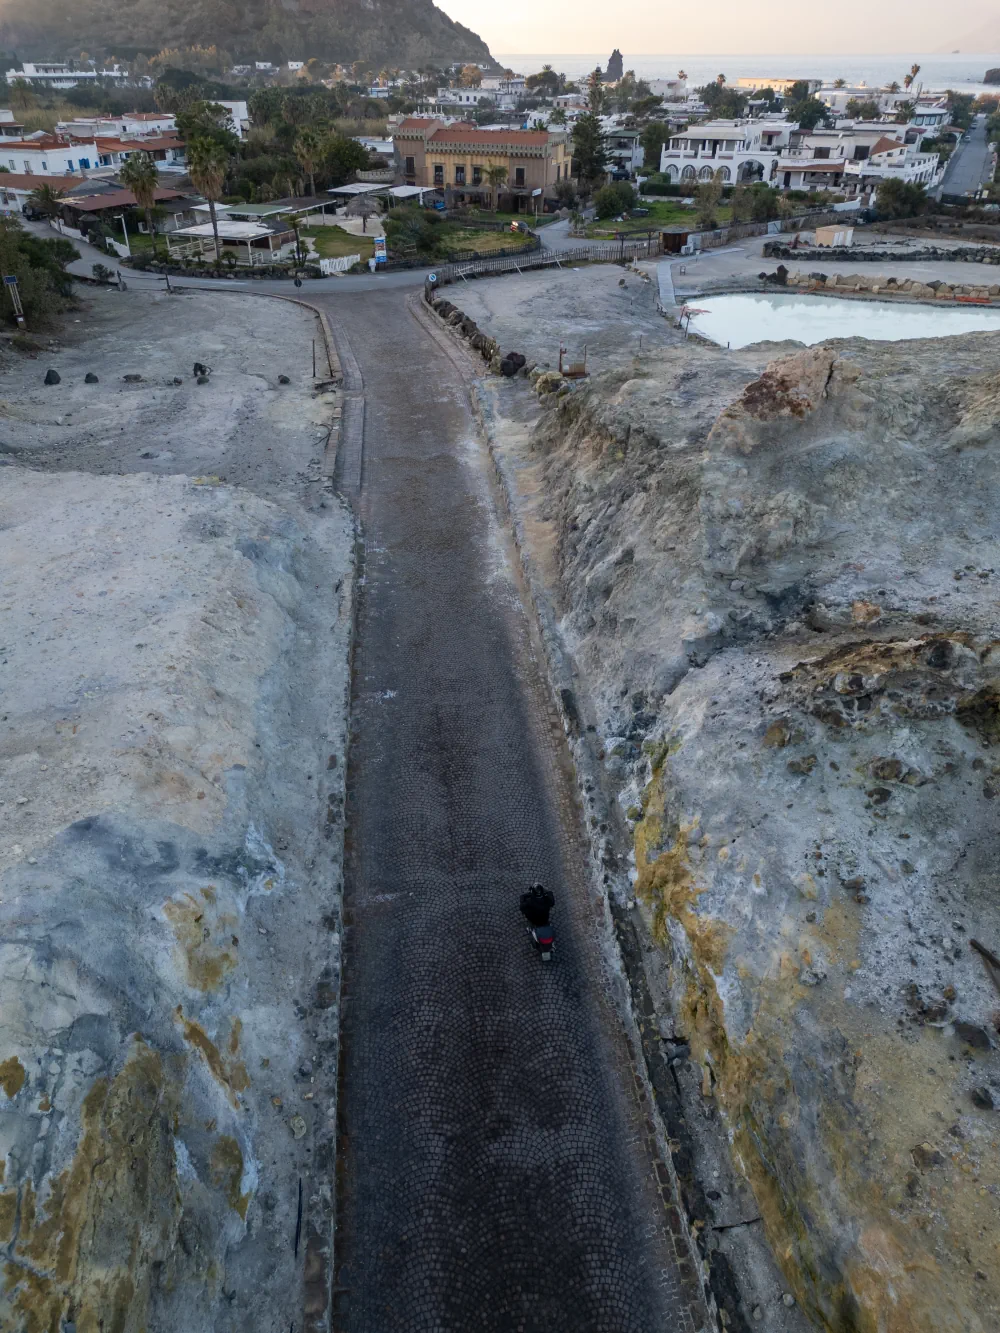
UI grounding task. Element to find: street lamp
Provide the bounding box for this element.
[114,212,131,257]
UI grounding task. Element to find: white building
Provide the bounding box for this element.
[1,135,94,175]
[435,87,492,108]
[647,78,688,101]
[843,137,943,191]
[481,74,526,96]
[287,61,305,72]
[12,61,129,88]
[216,100,250,140]
[775,125,941,192]
[659,119,791,183]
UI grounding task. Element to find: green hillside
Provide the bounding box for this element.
[0,0,493,68]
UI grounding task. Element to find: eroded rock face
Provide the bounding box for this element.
[526,336,1000,1332]
[0,469,352,1332]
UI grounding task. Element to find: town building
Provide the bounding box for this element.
[736,76,822,95]
[393,118,572,211]
[11,61,129,88]
[602,124,643,177]
[659,119,794,183]
[216,100,251,140]
[0,170,86,215]
[775,125,943,192]
[0,110,24,137]
[480,74,526,97]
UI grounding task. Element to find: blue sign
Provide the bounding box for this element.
[3,275,17,285]
[373,236,387,265]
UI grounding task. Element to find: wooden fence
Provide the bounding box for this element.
[435,235,660,285]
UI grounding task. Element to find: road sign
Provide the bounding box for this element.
[3,274,17,285]
[428,273,438,284]
[374,235,387,265]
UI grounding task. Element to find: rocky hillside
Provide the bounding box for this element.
[505,332,1000,1332]
[0,0,492,68]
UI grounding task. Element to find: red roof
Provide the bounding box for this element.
[395,117,437,131]
[427,128,550,147]
[870,136,906,156]
[0,172,86,192]
[61,185,187,211]
[95,135,184,153]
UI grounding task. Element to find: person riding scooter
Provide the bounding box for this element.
[520,882,555,927]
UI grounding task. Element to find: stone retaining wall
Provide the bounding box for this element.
[764,240,1000,265]
[769,266,1000,302]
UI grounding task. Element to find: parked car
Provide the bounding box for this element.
[21,203,45,221]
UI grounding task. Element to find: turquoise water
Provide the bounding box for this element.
[687,291,1000,349]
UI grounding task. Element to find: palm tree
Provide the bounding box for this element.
[903,63,921,91]
[485,164,508,211]
[28,183,65,219]
[186,137,229,264]
[119,151,159,251]
[716,73,726,85]
[678,70,687,82]
[550,108,567,126]
[886,80,900,93]
[833,77,846,89]
[294,127,324,197]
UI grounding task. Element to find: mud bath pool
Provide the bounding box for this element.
[688,290,1000,348]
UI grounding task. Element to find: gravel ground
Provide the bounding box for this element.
[453,263,679,372]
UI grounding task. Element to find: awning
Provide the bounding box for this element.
[326,182,387,196]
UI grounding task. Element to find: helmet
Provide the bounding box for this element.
[529,882,545,896]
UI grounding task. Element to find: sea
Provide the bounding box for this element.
[492,52,1000,96]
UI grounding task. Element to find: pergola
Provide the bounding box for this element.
[165,218,291,266]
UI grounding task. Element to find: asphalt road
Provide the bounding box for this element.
[313,288,705,1333]
[938,115,995,198]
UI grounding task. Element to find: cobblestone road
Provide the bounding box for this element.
[315,290,704,1333]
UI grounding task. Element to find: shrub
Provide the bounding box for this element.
[92,263,114,282]
[594,181,637,218]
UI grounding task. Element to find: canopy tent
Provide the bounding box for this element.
[166,217,294,265]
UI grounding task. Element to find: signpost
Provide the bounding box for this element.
[2,273,24,326]
[373,235,387,266]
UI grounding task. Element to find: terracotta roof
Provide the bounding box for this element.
[870,136,906,155]
[0,172,86,192]
[61,185,186,211]
[95,135,184,152]
[428,128,550,147]
[125,113,174,121]
[394,117,443,133]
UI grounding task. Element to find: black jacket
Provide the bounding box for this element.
[520,887,555,927]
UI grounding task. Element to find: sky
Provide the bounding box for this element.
[438,0,998,58]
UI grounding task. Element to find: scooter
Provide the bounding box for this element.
[528,922,555,962]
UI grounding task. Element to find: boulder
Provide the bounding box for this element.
[84,372,99,384]
[43,369,61,386]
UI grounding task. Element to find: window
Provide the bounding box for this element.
[853,145,869,160]
[404,155,415,175]
[814,147,831,159]
[41,161,48,171]
[23,161,31,173]
[514,166,525,187]
[79,157,90,169]
[433,164,444,186]
[7,161,14,170]
[455,165,465,185]
[555,164,560,182]
[472,165,482,185]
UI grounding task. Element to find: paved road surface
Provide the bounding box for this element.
[312,288,705,1333]
[937,115,995,197]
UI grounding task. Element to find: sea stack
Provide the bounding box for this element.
[605,48,624,82]
[985,67,1000,84]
